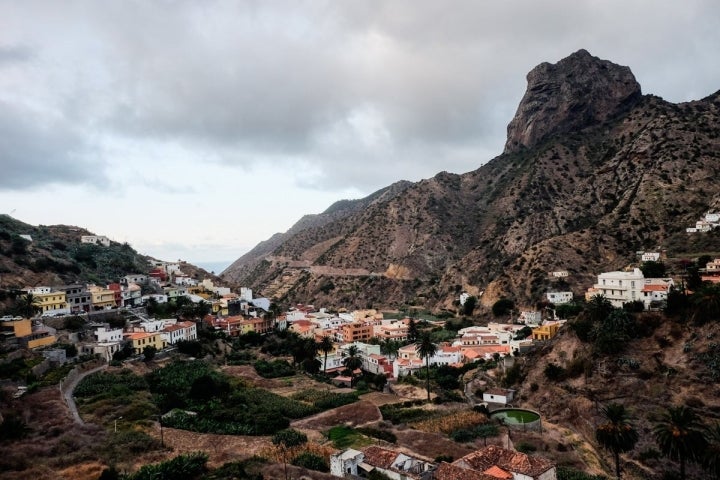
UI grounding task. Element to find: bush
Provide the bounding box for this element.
[557,466,607,480]
[291,452,329,472]
[123,452,208,480]
[544,363,566,381]
[515,441,537,453]
[357,427,397,443]
[253,359,295,378]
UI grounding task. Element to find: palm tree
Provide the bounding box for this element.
[14,293,41,318]
[653,405,708,480]
[416,333,437,402]
[595,403,639,479]
[381,339,400,361]
[586,294,614,323]
[342,345,363,385]
[319,336,334,374]
[702,422,720,479]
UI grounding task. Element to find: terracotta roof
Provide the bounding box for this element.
[483,465,513,479]
[454,445,554,478]
[641,284,669,292]
[363,446,399,469]
[434,462,496,480]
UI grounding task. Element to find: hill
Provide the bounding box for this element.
[0,215,153,289]
[221,49,720,310]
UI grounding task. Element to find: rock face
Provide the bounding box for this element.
[223,51,720,311]
[504,49,642,153]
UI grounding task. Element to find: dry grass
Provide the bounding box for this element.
[410,409,487,434]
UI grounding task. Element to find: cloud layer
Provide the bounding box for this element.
[2,1,719,194]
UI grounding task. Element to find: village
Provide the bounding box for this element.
[2,235,720,480]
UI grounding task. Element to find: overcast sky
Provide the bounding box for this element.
[1,1,719,268]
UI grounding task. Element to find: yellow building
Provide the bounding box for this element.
[35,291,68,313]
[532,322,562,341]
[125,332,165,354]
[88,286,117,310]
[0,317,57,349]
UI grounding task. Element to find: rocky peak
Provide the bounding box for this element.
[504,49,642,153]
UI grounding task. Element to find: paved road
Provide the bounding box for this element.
[60,364,107,424]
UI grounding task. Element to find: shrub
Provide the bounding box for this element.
[544,363,566,381]
[123,452,208,480]
[291,452,329,472]
[254,359,295,378]
[515,441,537,453]
[356,427,397,444]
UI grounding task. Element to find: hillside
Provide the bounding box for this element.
[221,49,720,310]
[0,215,153,289]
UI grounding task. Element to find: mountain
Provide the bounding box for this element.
[0,215,151,289]
[222,49,720,311]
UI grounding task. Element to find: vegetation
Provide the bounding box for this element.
[120,452,208,480]
[653,406,707,480]
[595,403,639,480]
[416,333,438,402]
[272,429,307,480]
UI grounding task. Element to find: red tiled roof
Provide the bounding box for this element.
[454,445,554,478]
[483,465,513,479]
[363,446,398,469]
[434,463,496,480]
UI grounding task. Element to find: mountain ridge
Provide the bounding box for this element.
[222,50,720,311]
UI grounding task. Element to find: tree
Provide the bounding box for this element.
[407,318,419,343]
[342,345,363,385]
[653,405,708,480]
[416,333,438,402]
[462,296,478,316]
[380,339,400,361]
[318,336,334,374]
[690,283,720,324]
[702,422,720,479]
[143,345,157,362]
[14,293,41,318]
[595,403,639,479]
[272,428,307,480]
[492,298,514,317]
[585,294,614,323]
[640,261,666,278]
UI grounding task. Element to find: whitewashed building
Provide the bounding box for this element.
[546,291,573,304]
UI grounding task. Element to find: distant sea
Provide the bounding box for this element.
[194,261,232,275]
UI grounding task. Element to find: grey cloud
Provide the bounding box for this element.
[0,45,32,64]
[2,1,720,193]
[0,102,106,190]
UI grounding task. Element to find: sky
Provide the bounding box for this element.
[1,1,719,269]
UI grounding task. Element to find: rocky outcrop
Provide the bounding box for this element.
[223,52,720,311]
[504,49,642,153]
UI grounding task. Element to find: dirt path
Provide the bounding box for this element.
[60,364,107,424]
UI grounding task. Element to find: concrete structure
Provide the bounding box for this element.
[88,285,117,310]
[124,331,165,354]
[482,388,515,405]
[546,291,573,305]
[81,235,111,246]
[61,284,91,313]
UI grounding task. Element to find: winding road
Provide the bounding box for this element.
[60,364,107,424]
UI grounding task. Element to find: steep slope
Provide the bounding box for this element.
[0,215,218,290]
[222,50,720,310]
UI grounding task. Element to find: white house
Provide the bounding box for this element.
[482,388,515,405]
[550,270,569,278]
[122,274,147,286]
[641,252,661,262]
[546,291,573,305]
[81,235,110,246]
[589,268,674,309]
[161,321,197,345]
[588,268,645,308]
[94,327,123,343]
[240,287,253,302]
[330,449,364,477]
